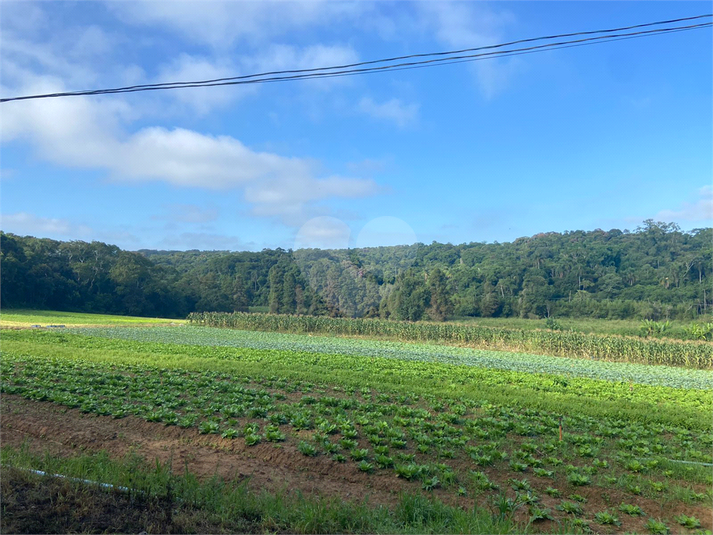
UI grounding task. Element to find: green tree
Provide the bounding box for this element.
[427,267,453,321]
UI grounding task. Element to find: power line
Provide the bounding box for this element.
[105,23,709,93]
[38,13,713,94]
[2,14,710,104]
[73,22,710,95]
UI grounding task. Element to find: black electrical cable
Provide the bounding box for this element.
[1,14,710,103]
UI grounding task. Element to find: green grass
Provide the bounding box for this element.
[0,309,184,327]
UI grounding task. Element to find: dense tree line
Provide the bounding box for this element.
[1,220,711,320]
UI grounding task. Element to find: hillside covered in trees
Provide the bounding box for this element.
[2,220,711,321]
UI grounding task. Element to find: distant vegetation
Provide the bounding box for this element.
[2,220,711,321]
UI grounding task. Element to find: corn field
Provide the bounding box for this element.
[187,312,713,369]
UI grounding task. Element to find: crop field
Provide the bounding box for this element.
[65,326,713,390]
[188,312,713,368]
[452,317,700,339]
[1,322,712,534]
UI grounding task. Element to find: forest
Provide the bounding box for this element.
[1,220,710,321]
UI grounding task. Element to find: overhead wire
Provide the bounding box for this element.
[1,14,710,103]
[72,22,710,95]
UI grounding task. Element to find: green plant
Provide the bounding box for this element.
[529,506,553,521]
[357,461,374,473]
[645,518,670,535]
[557,501,583,516]
[509,478,532,492]
[350,448,369,461]
[594,510,620,526]
[567,472,591,486]
[422,476,440,491]
[490,493,522,519]
[533,468,554,478]
[264,426,286,442]
[375,454,393,469]
[340,438,358,450]
[619,503,644,516]
[509,461,528,472]
[198,420,220,434]
[395,463,421,481]
[220,428,239,439]
[626,483,642,495]
[297,441,318,456]
[674,515,701,529]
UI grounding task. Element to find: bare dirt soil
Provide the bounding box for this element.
[1,395,432,507]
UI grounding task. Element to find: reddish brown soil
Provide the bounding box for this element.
[2,395,710,534]
[1,395,441,507]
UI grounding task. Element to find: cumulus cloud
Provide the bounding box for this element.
[1,81,379,224]
[359,97,419,128]
[2,212,92,238]
[654,186,713,223]
[1,2,385,232]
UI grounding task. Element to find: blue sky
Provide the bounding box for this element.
[1,1,711,251]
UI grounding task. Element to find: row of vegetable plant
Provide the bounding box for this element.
[187,312,713,368]
[3,330,711,428]
[67,326,713,390]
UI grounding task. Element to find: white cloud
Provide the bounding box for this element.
[2,212,92,238]
[356,216,418,248]
[0,168,16,180]
[107,1,363,48]
[294,216,351,250]
[246,43,360,92]
[359,97,419,128]
[416,1,518,98]
[152,54,243,115]
[1,81,379,225]
[654,186,713,223]
[251,43,358,71]
[157,232,249,251]
[1,9,127,91]
[153,204,219,224]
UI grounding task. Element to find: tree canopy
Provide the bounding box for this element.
[2,221,710,321]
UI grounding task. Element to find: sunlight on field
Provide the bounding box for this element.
[0,309,185,328]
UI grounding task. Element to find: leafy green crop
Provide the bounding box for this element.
[188,312,713,368]
[67,326,713,388]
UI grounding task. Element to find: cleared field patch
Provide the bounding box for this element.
[0,309,185,328]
